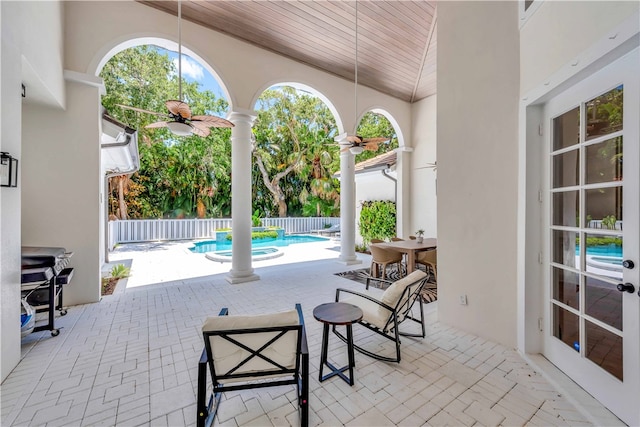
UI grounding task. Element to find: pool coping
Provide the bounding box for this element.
[204,246,284,263]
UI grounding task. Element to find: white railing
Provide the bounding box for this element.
[108,217,339,248]
[587,220,623,231]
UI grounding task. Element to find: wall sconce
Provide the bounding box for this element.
[1,152,18,187]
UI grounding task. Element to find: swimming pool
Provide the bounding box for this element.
[190,234,329,253]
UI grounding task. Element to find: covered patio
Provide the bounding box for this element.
[3,1,640,425]
[1,250,616,426]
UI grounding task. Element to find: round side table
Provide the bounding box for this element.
[313,302,363,386]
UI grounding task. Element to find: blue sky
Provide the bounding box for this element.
[158,47,226,100]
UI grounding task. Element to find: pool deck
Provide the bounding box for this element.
[107,237,343,288]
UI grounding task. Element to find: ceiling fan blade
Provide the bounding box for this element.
[345,135,363,144]
[364,142,379,151]
[190,121,211,137]
[145,121,168,129]
[363,137,390,144]
[166,100,192,120]
[116,104,167,117]
[192,115,235,128]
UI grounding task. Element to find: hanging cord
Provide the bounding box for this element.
[354,0,358,129]
[178,0,183,102]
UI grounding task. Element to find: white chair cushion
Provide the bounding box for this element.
[343,271,428,332]
[202,309,299,331]
[342,292,391,331]
[202,309,300,383]
[379,270,427,308]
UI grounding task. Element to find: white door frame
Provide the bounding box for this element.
[517,14,640,426]
[542,50,639,425]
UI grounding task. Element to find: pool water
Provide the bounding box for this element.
[191,234,329,253]
[580,245,623,271]
[577,245,623,258]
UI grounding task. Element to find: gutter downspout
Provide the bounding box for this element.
[381,167,397,203]
[381,167,398,235]
[102,129,139,263]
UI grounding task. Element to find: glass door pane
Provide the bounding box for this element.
[550,85,625,380]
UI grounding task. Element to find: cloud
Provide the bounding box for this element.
[173,57,204,81]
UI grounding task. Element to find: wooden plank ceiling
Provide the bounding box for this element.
[138,1,437,103]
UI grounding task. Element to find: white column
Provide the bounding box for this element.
[337,136,362,265]
[226,109,260,284]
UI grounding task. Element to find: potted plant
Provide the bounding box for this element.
[415,229,425,243]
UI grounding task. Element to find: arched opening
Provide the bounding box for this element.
[98,42,234,222]
[251,83,342,219]
[352,111,401,245]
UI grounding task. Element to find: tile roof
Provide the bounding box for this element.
[354,150,397,173]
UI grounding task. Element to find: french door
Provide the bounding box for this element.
[543,48,639,426]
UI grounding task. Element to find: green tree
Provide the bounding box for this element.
[253,86,339,217]
[298,143,340,217]
[354,112,399,162]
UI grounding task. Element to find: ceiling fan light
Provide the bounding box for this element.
[167,121,192,136]
[350,146,364,155]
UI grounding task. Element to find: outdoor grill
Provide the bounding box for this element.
[21,246,74,337]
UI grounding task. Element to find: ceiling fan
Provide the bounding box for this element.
[339,135,389,153]
[338,1,389,155]
[117,0,233,137]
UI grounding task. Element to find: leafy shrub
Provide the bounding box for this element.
[355,243,368,253]
[252,210,263,227]
[359,200,396,245]
[110,264,131,279]
[601,214,617,230]
[579,236,623,247]
[225,231,279,241]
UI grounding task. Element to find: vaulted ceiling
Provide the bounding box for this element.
[138,1,437,103]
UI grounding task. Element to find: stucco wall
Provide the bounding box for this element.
[1,21,23,383]
[437,1,520,347]
[22,80,102,306]
[3,1,65,108]
[411,95,437,238]
[520,1,639,95]
[1,0,65,382]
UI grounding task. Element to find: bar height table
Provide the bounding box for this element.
[313,302,363,386]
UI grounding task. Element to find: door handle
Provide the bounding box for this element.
[617,283,635,293]
[622,259,635,269]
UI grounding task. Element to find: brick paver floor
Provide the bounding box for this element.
[1,244,623,426]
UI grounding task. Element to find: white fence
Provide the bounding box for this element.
[109,217,340,247]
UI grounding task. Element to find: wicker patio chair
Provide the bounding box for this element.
[369,244,404,281]
[416,249,437,281]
